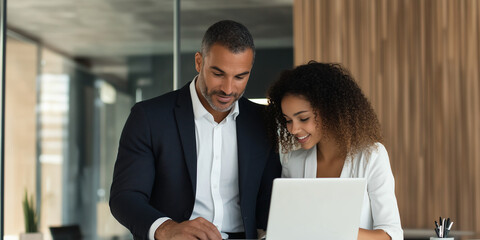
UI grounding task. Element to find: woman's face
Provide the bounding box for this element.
[281,94,323,150]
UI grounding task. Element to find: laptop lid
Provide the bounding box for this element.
[265,178,366,240]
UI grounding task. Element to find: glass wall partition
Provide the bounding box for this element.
[4,0,175,239]
[95,80,132,240]
[3,37,136,240]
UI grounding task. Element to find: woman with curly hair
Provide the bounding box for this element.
[266,61,403,240]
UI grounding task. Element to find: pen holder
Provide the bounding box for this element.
[430,237,454,240]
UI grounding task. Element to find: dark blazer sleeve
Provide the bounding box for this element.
[109,103,165,239]
[256,147,281,230]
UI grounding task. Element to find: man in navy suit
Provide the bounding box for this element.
[110,20,281,240]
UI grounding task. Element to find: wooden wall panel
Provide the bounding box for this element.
[294,0,480,233]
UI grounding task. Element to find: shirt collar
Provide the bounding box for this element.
[189,76,240,122]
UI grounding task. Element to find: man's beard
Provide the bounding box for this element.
[198,76,244,112]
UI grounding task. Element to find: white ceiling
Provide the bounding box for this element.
[7,0,293,59]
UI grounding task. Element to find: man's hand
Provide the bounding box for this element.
[154,217,223,240]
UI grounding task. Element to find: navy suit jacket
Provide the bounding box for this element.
[110,82,281,239]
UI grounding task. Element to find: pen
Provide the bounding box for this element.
[445,221,453,238]
[448,221,453,229]
[441,218,446,237]
[438,217,442,237]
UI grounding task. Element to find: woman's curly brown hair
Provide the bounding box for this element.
[266,61,382,157]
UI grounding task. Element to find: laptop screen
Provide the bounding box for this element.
[265,178,366,240]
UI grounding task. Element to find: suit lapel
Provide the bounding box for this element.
[174,83,197,193]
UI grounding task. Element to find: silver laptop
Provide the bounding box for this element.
[265,178,366,240]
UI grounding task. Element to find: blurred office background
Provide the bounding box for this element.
[0,0,479,240]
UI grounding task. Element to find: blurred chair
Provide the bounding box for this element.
[49,224,82,240]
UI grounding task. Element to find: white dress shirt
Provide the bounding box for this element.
[149,79,243,239]
[281,143,403,240]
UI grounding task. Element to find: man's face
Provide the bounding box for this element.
[195,43,254,113]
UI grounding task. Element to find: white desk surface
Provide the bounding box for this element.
[404,228,476,239]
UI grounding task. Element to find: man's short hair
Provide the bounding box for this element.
[201,20,255,60]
